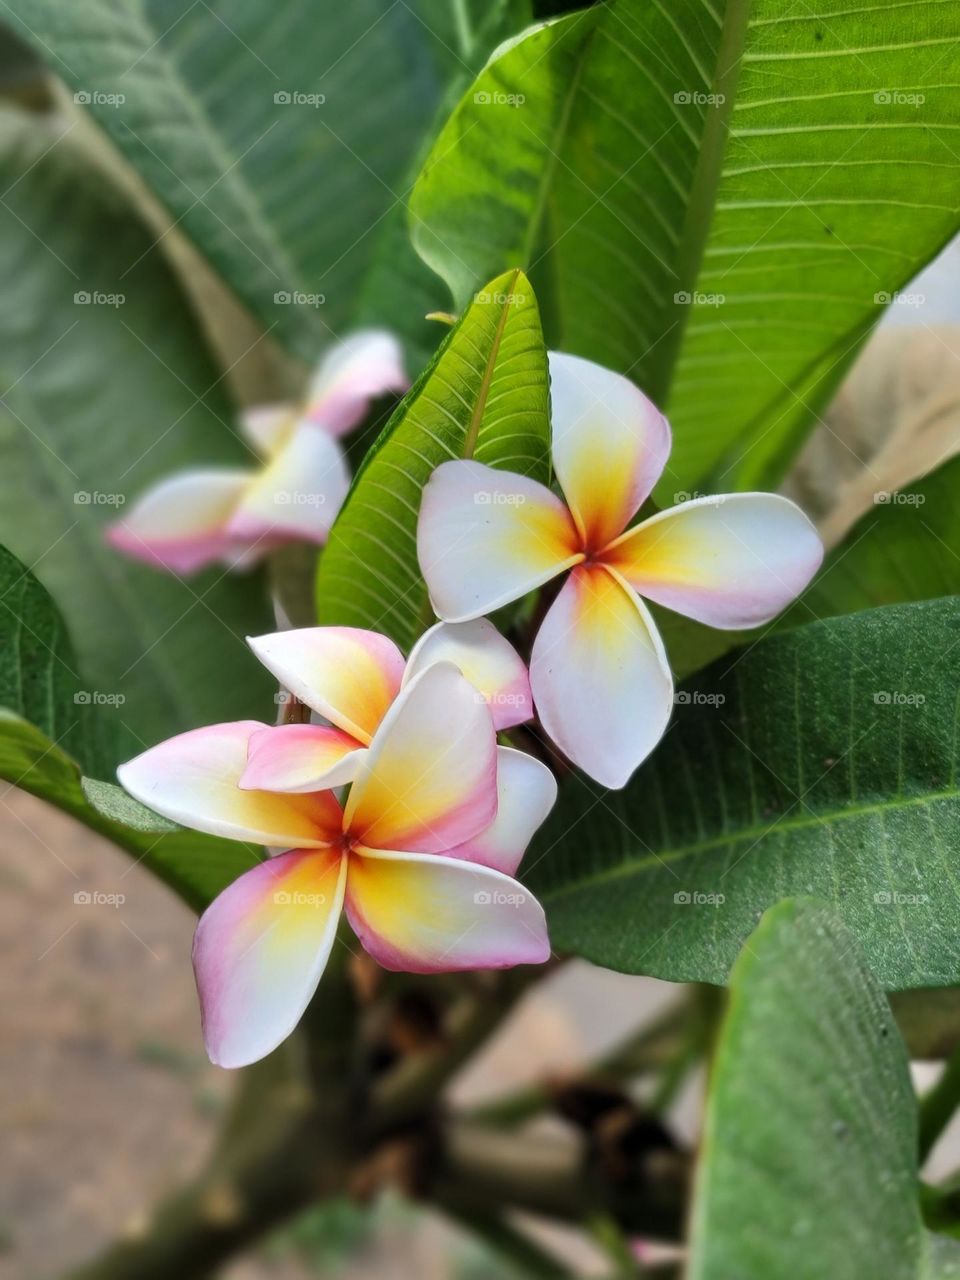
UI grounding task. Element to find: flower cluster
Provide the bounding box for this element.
[114,336,822,1068]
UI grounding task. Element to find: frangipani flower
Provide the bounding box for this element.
[418,351,824,789]
[107,330,408,574]
[117,663,554,1068]
[242,617,535,793]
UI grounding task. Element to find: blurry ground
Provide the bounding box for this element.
[0,789,695,1280]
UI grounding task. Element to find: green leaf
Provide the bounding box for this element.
[528,596,960,990]
[315,269,550,650]
[409,0,960,495]
[3,0,525,358]
[0,545,260,912]
[0,108,273,757]
[689,898,960,1280]
[81,777,179,833]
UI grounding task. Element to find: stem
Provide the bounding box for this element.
[464,997,688,1127]
[432,1121,688,1240]
[372,968,546,1129]
[919,1043,960,1163]
[442,1204,569,1278]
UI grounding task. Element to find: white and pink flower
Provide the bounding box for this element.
[118,662,554,1068]
[417,351,823,789]
[107,330,408,574]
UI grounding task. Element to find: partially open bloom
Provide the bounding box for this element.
[242,618,535,792]
[418,352,823,789]
[107,330,408,574]
[118,663,553,1068]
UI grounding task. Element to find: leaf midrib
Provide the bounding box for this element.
[655,0,751,404]
[542,783,960,899]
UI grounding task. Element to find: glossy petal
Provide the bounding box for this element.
[344,663,497,855]
[418,460,582,622]
[117,721,342,846]
[530,564,673,790]
[247,627,405,744]
[603,493,824,630]
[404,619,533,730]
[239,723,366,793]
[105,469,253,574]
[227,423,350,546]
[345,848,550,973]
[238,403,297,458]
[445,747,557,876]
[549,351,671,551]
[305,329,408,437]
[193,848,346,1067]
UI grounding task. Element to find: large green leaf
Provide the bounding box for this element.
[409,0,960,495]
[315,269,550,651]
[528,596,960,990]
[2,0,528,358]
[689,898,960,1280]
[0,544,260,912]
[0,108,273,756]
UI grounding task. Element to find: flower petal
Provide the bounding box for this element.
[117,722,342,846]
[549,351,671,551]
[344,662,497,855]
[305,329,408,437]
[345,848,550,973]
[239,724,366,792]
[418,460,582,622]
[247,627,405,744]
[403,619,533,730]
[193,848,346,1067]
[603,493,824,629]
[238,403,297,458]
[530,564,673,790]
[227,423,350,546]
[105,469,254,574]
[445,747,557,876]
